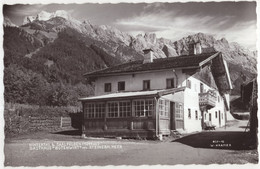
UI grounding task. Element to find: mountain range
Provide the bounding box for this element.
[3,10,257,105]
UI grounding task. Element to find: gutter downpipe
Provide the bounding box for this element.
[81,101,86,138]
[154,97,159,139]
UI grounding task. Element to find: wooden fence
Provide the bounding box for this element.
[60,117,72,127]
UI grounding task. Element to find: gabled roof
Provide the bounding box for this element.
[241,78,257,105]
[210,53,233,94]
[85,52,219,77]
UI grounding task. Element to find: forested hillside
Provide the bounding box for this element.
[4,26,122,106]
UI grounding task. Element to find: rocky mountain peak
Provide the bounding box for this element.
[82,20,92,25]
[23,10,72,25]
[4,17,17,27]
[219,37,229,48]
[129,31,256,75]
[187,32,217,46]
[220,37,228,43]
[53,10,71,19]
[18,11,258,77]
[36,11,52,20]
[144,32,157,44]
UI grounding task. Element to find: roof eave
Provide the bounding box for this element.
[158,87,186,96]
[84,66,200,78]
[79,87,186,102]
[78,93,159,102]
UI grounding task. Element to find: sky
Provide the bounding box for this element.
[3,1,257,50]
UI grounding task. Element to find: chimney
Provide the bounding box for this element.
[193,42,202,55]
[143,49,154,64]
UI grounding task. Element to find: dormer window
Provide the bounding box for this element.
[166,78,175,89]
[118,81,125,91]
[104,83,111,92]
[143,80,150,90]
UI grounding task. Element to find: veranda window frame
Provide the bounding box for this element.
[95,102,106,118]
[133,99,154,117]
[84,102,105,119]
[107,100,131,118]
[119,101,131,117]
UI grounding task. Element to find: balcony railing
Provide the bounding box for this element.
[199,90,217,109]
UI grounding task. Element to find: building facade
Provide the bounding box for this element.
[79,47,233,139]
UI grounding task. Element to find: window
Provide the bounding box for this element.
[95,103,105,118]
[166,78,175,89]
[133,99,154,117]
[119,101,131,117]
[85,103,95,118]
[158,99,170,117]
[195,110,198,120]
[104,83,111,92]
[118,81,125,91]
[188,109,191,119]
[145,99,154,116]
[222,112,223,119]
[108,102,118,118]
[143,80,150,90]
[84,102,105,119]
[215,111,217,118]
[107,101,131,118]
[134,100,144,117]
[175,103,183,119]
[200,83,204,93]
[209,113,212,121]
[187,80,191,89]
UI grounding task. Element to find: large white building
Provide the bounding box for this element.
[79,45,233,139]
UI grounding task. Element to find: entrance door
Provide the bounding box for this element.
[201,110,204,129]
[170,102,184,130]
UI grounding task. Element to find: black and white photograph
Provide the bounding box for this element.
[1,0,259,167]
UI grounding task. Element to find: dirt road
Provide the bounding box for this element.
[4,120,258,166]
